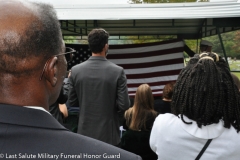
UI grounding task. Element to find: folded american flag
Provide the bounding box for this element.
[66,39,184,97]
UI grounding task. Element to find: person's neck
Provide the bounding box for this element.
[0,77,49,110]
[92,52,106,57]
[162,98,171,102]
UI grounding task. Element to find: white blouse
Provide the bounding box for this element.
[150,113,240,160]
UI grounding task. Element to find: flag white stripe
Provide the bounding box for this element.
[109,52,183,64]
[127,75,179,84]
[108,41,184,54]
[125,64,184,75]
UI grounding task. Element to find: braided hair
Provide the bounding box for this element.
[171,52,240,132]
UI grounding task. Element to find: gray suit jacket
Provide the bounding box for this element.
[68,56,130,145]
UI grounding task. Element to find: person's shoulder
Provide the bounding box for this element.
[59,131,141,160]
[154,113,178,125]
[106,60,123,70]
[71,61,89,73]
[146,110,158,119]
[156,113,176,119]
[105,60,125,75]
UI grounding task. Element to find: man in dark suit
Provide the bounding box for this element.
[68,29,130,146]
[0,1,141,159]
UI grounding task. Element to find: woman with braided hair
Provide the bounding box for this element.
[150,52,240,160]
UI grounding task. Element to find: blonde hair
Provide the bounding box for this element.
[125,84,157,131]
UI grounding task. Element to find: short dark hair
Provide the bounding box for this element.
[171,52,240,132]
[88,28,109,53]
[162,82,175,100]
[0,2,62,76]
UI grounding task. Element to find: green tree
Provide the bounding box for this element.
[204,31,238,58]
[64,36,88,44]
[129,0,142,3]
[232,30,240,59]
[113,35,176,44]
[64,36,77,44]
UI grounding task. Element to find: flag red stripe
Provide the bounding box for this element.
[126,69,182,79]
[117,58,183,69]
[107,47,183,59]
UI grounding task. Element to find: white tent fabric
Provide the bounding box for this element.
[28,0,240,20]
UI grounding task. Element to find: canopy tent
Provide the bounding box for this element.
[30,0,240,39]
[29,0,240,69]
[29,0,240,39]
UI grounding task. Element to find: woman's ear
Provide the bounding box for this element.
[44,57,58,87]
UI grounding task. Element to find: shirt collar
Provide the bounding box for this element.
[89,56,107,60]
[24,106,51,115]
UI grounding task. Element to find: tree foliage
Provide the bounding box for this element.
[64,36,88,44]
[232,30,240,58]
[204,30,240,59]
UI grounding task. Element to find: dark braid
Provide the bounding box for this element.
[171,55,199,115]
[172,52,240,132]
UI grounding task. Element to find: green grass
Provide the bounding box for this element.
[229,60,240,71]
[227,60,240,79]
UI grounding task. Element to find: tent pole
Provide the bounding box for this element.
[217,27,229,67]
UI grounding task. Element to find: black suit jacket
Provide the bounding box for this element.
[0,104,141,160]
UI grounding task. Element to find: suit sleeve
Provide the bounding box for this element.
[116,69,130,111]
[68,72,79,107]
[184,44,195,57]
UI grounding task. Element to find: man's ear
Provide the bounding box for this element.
[104,43,109,56]
[44,57,58,87]
[104,44,108,50]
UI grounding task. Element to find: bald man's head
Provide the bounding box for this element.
[0,0,63,76]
